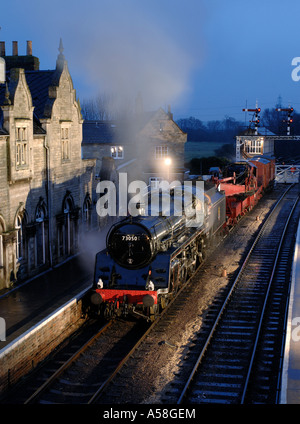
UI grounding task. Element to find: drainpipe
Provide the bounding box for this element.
[44,135,53,267]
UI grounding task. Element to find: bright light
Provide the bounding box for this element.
[165,157,171,166]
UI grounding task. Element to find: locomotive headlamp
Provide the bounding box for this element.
[97,278,104,289]
[146,280,155,291]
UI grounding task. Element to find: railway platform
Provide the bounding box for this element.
[280,217,300,404]
[0,254,92,349]
[0,226,107,349]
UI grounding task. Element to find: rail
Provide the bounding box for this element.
[24,321,112,404]
[177,184,299,404]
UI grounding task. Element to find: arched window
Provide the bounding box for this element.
[63,193,75,255]
[0,217,5,268]
[16,212,27,261]
[83,194,92,231]
[35,201,47,266]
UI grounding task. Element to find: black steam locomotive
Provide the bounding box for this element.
[90,180,226,320]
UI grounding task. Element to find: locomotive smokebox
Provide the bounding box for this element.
[107,221,153,269]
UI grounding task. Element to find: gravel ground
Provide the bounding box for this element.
[103,185,286,404]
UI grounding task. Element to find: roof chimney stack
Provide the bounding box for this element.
[12,41,18,56]
[26,40,32,56]
[0,42,5,57]
[3,40,39,71]
[167,105,173,120]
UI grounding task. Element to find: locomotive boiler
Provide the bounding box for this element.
[90,180,226,320]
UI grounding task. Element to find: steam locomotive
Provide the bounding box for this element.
[90,155,275,321]
[90,180,226,320]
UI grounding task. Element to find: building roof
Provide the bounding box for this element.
[238,127,276,137]
[0,42,76,136]
[82,109,177,145]
[24,70,56,118]
[0,69,56,135]
[0,70,56,119]
[82,121,118,144]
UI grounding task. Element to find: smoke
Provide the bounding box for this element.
[84,30,192,110]
[62,2,195,112]
[4,0,202,113]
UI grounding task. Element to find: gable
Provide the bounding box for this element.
[9,69,33,118]
[139,107,187,144]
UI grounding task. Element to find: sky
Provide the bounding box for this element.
[1,0,300,123]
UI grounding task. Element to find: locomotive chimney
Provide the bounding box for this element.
[12,41,18,56]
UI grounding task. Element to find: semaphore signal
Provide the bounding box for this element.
[243,106,261,135]
[276,106,293,135]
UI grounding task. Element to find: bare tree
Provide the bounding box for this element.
[81,92,135,121]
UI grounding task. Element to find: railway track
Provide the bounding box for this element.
[2,241,206,404]
[1,318,149,404]
[174,184,300,404]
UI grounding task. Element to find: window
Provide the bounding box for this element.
[111,146,124,159]
[57,193,76,258]
[58,224,64,257]
[16,215,22,259]
[36,203,47,266]
[0,235,3,268]
[83,195,92,231]
[246,138,262,154]
[64,198,72,254]
[61,127,70,160]
[16,126,28,166]
[16,213,26,260]
[155,146,168,159]
[62,194,77,255]
[0,219,4,268]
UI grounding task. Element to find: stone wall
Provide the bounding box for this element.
[0,289,89,396]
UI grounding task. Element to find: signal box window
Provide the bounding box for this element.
[246,139,262,154]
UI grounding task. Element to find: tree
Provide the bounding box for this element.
[81,92,135,121]
[261,108,282,134]
[214,143,235,159]
[177,116,207,131]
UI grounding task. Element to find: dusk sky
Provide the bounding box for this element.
[2,0,300,122]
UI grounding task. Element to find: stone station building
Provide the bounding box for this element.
[0,40,96,290]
